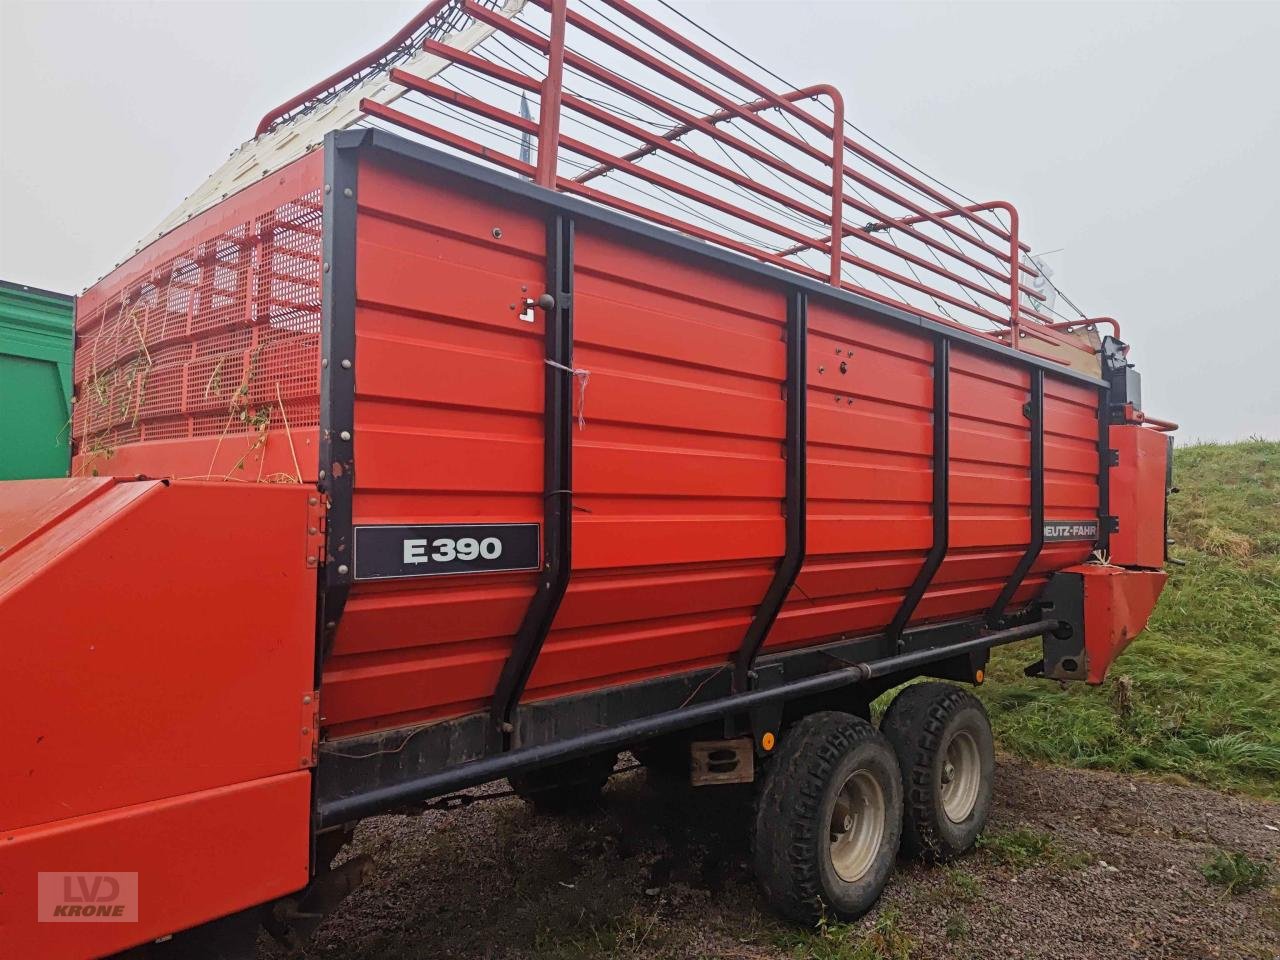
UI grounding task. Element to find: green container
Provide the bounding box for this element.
[0,280,75,480]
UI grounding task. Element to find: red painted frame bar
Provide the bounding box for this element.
[255,0,452,135]
[414,15,1019,331]
[313,0,1100,362]
[377,74,1017,328]
[469,0,1044,327]
[590,0,1032,266]
[534,0,567,186]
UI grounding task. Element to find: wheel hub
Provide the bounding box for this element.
[940,730,981,822]
[828,769,886,883]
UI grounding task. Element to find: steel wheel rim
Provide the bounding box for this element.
[940,730,981,822]
[829,769,886,883]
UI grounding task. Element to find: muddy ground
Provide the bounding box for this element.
[265,757,1280,960]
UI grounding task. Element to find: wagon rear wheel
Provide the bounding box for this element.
[753,711,903,924]
[881,682,994,862]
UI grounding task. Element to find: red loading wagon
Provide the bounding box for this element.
[0,1,1176,956]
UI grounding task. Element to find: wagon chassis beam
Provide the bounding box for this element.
[318,617,1063,827]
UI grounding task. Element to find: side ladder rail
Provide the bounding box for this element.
[490,213,576,741]
[732,288,808,691]
[885,336,950,648]
[987,367,1045,625]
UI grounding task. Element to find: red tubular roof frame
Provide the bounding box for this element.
[263,0,1105,360]
[255,0,454,135]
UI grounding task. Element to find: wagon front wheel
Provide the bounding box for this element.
[753,711,903,924]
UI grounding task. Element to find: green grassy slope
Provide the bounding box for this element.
[978,440,1280,800]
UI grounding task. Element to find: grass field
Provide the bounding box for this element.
[977,439,1280,800]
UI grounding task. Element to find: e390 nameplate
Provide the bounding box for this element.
[353,524,541,581]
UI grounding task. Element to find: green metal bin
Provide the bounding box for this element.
[0,280,75,479]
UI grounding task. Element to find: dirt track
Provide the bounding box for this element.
[267,757,1280,960]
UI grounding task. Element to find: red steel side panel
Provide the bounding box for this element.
[324,162,549,735]
[323,155,1103,738]
[1,480,317,830]
[538,220,785,691]
[1109,424,1170,568]
[1035,375,1103,577]
[0,772,310,960]
[325,160,787,735]
[0,477,117,558]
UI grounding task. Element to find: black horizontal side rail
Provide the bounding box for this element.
[887,336,950,649]
[988,367,1045,625]
[318,617,1061,827]
[733,288,807,692]
[490,213,575,740]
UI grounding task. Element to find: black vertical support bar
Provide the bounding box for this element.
[491,213,575,739]
[316,131,366,676]
[886,336,949,648]
[988,367,1044,626]
[732,288,807,692]
[1096,383,1112,556]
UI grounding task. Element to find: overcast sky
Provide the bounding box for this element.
[2,0,1277,441]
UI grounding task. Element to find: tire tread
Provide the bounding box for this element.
[754,712,899,923]
[882,682,993,862]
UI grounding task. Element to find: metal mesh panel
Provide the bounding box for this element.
[72,190,323,462]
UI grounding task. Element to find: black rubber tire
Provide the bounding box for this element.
[753,711,903,924]
[509,751,617,815]
[881,682,995,863]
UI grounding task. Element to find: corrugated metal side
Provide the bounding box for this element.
[324,157,1098,738]
[0,281,74,479]
[324,162,549,735]
[68,153,325,483]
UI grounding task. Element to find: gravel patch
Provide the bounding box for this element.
[263,757,1280,960]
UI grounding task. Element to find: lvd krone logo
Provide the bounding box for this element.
[38,872,138,922]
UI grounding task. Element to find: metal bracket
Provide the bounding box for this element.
[690,739,754,785]
[300,691,320,769]
[315,130,368,678]
[1038,574,1086,680]
[306,495,326,570]
[746,661,785,755]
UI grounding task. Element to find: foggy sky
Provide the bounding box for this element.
[2,0,1277,441]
